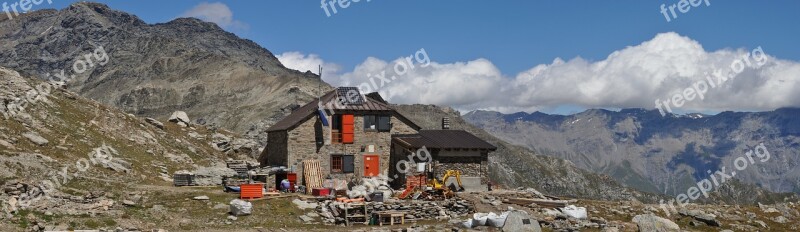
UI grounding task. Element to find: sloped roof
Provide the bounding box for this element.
[393,130,497,151]
[266,88,420,132]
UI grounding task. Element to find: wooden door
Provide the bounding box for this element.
[363,155,380,177]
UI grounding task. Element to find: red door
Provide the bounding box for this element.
[364,155,379,177]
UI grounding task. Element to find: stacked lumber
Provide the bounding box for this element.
[304,160,324,191]
[503,198,568,208]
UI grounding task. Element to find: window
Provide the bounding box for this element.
[331,114,354,144]
[331,155,343,173]
[364,115,392,132]
[331,154,354,173]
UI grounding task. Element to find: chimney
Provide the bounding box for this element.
[442,117,450,130]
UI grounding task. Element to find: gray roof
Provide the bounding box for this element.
[393,130,497,151]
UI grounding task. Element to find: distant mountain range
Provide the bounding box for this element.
[464,108,800,198]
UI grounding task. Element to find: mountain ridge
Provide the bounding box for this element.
[464,107,800,203]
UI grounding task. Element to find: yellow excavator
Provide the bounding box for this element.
[427,170,464,198]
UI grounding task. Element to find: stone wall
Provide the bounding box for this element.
[284,113,418,185]
[433,152,490,185]
[260,131,287,166]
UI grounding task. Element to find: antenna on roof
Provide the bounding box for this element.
[318,65,322,101]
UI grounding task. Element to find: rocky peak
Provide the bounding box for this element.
[63,2,146,28]
[162,17,224,32]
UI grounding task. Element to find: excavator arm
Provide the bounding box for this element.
[440,170,464,191]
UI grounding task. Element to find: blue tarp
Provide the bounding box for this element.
[318,109,330,126]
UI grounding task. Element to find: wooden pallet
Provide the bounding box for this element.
[303,160,324,192]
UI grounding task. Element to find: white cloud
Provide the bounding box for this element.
[180,2,248,30]
[278,32,800,113]
[276,52,341,80]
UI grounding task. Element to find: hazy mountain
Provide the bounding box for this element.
[464,108,800,201]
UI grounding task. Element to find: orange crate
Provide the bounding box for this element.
[240,184,264,199]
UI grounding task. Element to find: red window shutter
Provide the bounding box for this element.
[342,114,354,144]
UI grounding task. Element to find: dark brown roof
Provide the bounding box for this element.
[393,130,497,151]
[266,88,420,132]
[365,92,388,104]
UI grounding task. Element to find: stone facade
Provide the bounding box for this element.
[265,113,418,186]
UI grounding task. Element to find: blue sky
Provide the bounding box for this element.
[38,0,797,75]
[30,1,800,114]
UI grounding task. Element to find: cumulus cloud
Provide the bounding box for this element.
[276,52,342,80]
[280,32,800,114]
[180,2,248,30]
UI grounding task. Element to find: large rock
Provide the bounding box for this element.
[145,118,164,129]
[502,211,542,232]
[229,199,252,216]
[679,209,720,227]
[22,132,48,146]
[632,214,680,232]
[193,166,237,186]
[169,111,190,124]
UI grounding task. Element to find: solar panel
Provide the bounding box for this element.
[336,87,365,105]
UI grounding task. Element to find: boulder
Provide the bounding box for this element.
[502,211,542,232]
[22,132,48,146]
[193,196,210,200]
[299,215,314,223]
[145,118,164,129]
[169,111,190,124]
[772,215,788,224]
[632,214,680,232]
[679,209,720,227]
[193,165,237,186]
[122,200,136,207]
[229,199,252,216]
[0,139,15,149]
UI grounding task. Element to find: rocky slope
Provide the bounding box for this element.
[0,2,332,147]
[464,108,800,204]
[394,104,662,203]
[0,67,261,231]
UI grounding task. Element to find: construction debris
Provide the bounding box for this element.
[296,197,475,225]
